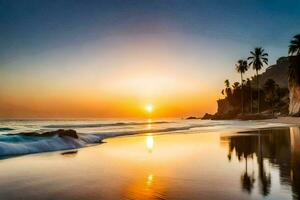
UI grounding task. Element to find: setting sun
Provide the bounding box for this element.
[145,104,154,113]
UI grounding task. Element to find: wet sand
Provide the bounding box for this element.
[0,127,299,200]
[263,116,300,125]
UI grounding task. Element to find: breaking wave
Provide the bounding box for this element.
[0,128,14,132]
[0,124,204,157]
[0,133,101,157]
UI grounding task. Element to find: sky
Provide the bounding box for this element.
[0,0,300,118]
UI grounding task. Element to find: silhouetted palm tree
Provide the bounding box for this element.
[232,82,240,90]
[289,34,300,56]
[225,79,230,88]
[224,79,232,98]
[248,48,268,113]
[246,78,253,113]
[236,60,249,113]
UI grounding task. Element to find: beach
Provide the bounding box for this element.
[0,119,299,200]
[263,117,300,125]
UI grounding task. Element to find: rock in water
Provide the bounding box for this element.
[13,129,79,139]
[56,129,78,138]
[201,113,213,120]
[186,116,199,120]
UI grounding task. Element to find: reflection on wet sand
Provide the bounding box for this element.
[123,173,166,200]
[1,126,300,200]
[146,136,154,153]
[221,127,300,200]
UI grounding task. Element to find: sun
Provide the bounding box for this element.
[145,104,153,113]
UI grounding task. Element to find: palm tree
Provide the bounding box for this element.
[246,78,253,113]
[248,48,268,113]
[288,35,300,86]
[288,34,300,56]
[224,79,232,97]
[225,79,230,88]
[236,60,249,113]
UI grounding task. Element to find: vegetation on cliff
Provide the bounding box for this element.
[202,34,299,120]
[215,78,288,119]
[210,35,300,119]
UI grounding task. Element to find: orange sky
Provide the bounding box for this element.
[0,34,272,119]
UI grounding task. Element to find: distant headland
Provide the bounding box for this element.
[201,34,300,120]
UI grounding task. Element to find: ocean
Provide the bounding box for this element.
[0,119,287,157]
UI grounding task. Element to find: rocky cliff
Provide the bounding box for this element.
[216,98,234,114]
[255,56,300,115]
[256,57,289,88]
[289,85,300,115]
[288,56,300,115]
[211,56,300,118]
[214,57,291,118]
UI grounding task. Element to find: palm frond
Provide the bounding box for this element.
[289,34,300,56]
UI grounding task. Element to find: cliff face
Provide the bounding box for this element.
[210,98,236,120]
[289,86,300,115]
[216,99,234,114]
[215,57,290,117]
[214,57,297,117]
[254,57,300,115]
[288,56,300,115]
[256,57,289,88]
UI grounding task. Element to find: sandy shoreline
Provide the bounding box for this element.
[0,125,298,200]
[262,116,300,125]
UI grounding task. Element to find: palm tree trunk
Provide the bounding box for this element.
[257,70,260,113]
[241,72,244,114]
[250,84,253,113]
[272,102,274,116]
[245,157,248,173]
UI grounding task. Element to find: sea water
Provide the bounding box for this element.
[0,119,287,157]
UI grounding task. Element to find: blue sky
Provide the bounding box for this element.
[1,0,299,64]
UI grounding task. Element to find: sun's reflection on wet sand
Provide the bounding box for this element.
[147,174,153,186]
[146,136,154,153]
[123,173,166,200]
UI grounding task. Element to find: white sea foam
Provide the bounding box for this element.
[44,121,169,128]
